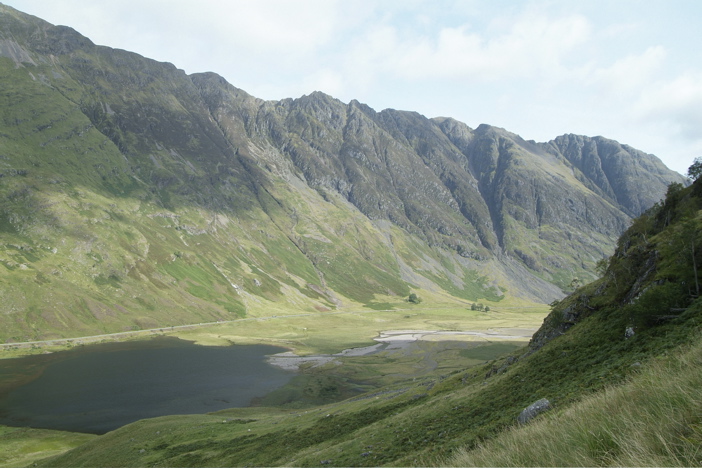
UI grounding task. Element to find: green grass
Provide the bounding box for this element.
[421,267,504,302]
[0,426,96,468]
[458,342,523,361]
[171,305,546,355]
[445,336,702,467]
[363,302,396,310]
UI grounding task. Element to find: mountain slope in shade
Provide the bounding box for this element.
[0,3,687,341]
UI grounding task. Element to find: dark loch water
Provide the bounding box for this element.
[0,337,293,434]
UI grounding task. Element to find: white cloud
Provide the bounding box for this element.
[635,73,702,142]
[301,69,346,97]
[178,0,341,55]
[348,12,592,83]
[8,0,347,71]
[590,46,667,96]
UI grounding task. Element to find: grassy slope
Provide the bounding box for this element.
[0,426,95,468]
[446,331,702,467]
[443,179,702,467]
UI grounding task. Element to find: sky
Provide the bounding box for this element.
[4,0,702,175]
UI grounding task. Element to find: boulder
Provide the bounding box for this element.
[518,398,551,424]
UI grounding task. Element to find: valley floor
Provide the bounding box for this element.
[2,304,546,357]
[0,305,547,467]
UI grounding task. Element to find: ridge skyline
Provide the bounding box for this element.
[3,0,700,176]
[0,2,689,342]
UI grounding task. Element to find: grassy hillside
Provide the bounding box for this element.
[0,426,95,468]
[446,334,702,467]
[444,177,702,466]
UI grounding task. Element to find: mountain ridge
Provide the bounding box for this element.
[0,2,688,341]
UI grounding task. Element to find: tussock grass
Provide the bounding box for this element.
[0,426,96,468]
[445,338,702,467]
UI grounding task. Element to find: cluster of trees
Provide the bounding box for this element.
[470,303,490,312]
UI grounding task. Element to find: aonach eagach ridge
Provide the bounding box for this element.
[0,4,686,341]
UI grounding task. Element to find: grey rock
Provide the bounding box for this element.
[518,398,551,424]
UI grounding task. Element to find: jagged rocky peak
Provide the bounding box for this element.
[433,117,475,148]
[545,134,685,216]
[191,71,254,98]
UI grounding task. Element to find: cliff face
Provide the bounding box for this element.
[0,4,688,340]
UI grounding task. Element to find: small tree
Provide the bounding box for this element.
[680,219,701,297]
[569,278,582,291]
[687,157,702,181]
[408,293,421,304]
[595,258,609,278]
